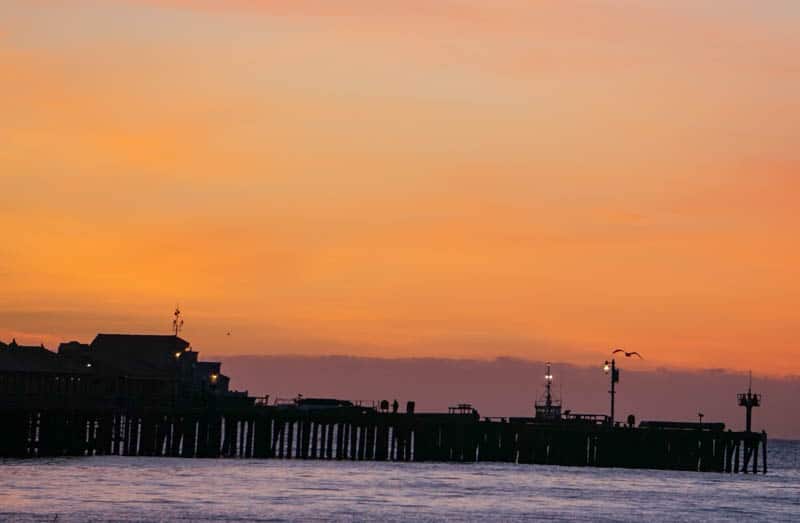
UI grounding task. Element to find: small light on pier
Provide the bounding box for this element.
[175,352,182,359]
[535,362,561,421]
[603,361,610,373]
[210,373,218,384]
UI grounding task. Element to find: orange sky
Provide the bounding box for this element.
[1,1,798,374]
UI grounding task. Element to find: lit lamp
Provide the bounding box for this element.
[174,351,182,359]
[210,373,218,384]
[603,358,620,427]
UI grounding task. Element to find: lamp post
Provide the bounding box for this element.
[603,349,643,427]
[603,358,620,427]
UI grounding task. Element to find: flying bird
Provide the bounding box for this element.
[612,349,643,359]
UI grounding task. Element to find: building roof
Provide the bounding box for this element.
[91,334,190,352]
[89,334,190,378]
[0,340,90,374]
[58,341,90,352]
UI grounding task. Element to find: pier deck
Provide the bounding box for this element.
[0,404,767,473]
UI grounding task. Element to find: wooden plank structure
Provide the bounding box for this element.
[0,405,767,473]
[0,334,769,473]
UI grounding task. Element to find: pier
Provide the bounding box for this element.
[0,404,766,473]
[0,334,767,473]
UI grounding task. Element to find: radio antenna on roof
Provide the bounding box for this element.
[173,305,184,336]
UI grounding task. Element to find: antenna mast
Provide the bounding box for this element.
[544,362,553,409]
[737,369,761,433]
[535,361,562,421]
[172,305,184,336]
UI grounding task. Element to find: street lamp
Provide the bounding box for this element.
[603,358,620,427]
[604,349,642,427]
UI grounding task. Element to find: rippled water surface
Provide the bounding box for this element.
[1,440,799,522]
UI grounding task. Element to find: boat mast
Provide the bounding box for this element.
[544,362,553,410]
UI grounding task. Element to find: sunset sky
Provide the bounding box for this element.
[1,1,798,375]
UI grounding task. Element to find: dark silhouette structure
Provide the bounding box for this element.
[534,362,561,421]
[738,372,761,433]
[0,334,249,410]
[0,334,767,473]
[603,359,620,426]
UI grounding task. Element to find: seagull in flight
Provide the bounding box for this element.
[612,349,643,359]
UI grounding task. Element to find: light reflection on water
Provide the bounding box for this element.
[1,440,798,522]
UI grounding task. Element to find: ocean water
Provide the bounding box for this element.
[1,440,798,522]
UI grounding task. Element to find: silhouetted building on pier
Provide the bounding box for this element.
[0,334,248,409]
[0,339,91,399]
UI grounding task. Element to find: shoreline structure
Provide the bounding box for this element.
[0,333,767,473]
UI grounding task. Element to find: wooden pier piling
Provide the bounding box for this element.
[0,405,768,474]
